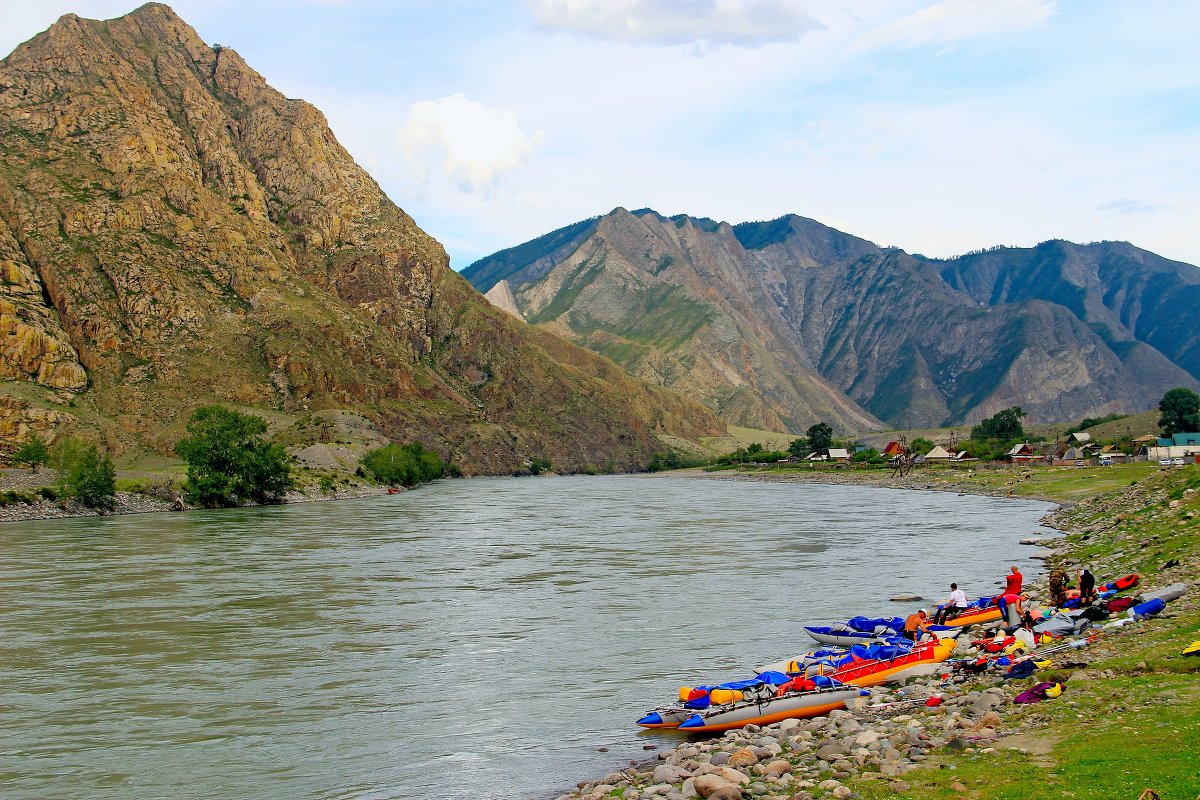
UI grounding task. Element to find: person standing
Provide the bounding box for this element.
[1004,566,1024,595]
[933,583,969,625]
[1078,568,1097,606]
[1048,566,1068,608]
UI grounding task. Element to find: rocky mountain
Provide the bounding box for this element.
[0,4,725,473]
[465,209,1199,430]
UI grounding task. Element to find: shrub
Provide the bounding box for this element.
[528,457,552,475]
[174,405,293,508]
[360,442,446,487]
[49,437,116,508]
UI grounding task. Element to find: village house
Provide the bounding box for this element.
[1005,442,1041,463]
[1147,432,1200,462]
[1052,445,1095,466]
[924,445,952,461]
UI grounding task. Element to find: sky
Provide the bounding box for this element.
[2,1,1199,270]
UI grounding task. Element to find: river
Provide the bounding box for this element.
[0,475,1054,800]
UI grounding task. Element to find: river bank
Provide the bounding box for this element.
[0,467,393,523]
[558,464,1200,800]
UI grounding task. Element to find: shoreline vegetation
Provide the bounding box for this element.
[556,462,1200,800]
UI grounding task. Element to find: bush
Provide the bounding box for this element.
[37,486,58,502]
[360,442,446,487]
[0,490,33,506]
[318,475,337,495]
[49,437,116,508]
[528,457,552,475]
[174,405,293,508]
[70,450,116,508]
[717,447,787,466]
[851,448,885,464]
[647,451,710,472]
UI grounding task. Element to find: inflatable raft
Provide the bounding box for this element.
[823,638,957,687]
[935,598,1002,628]
[760,638,956,688]
[804,624,958,647]
[637,682,865,732]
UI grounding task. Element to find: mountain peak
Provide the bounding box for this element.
[0,5,724,471]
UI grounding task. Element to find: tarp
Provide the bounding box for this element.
[1033,612,1091,637]
[847,616,904,633]
[1139,583,1189,603]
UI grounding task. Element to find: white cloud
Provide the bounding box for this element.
[1096,199,1168,215]
[526,0,823,46]
[396,95,543,190]
[856,0,1055,50]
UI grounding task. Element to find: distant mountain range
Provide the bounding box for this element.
[0,5,724,472]
[465,208,1200,431]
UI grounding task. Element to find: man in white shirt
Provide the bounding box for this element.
[933,583,969,625]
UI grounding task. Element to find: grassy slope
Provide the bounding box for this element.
[699,425,796,454]
[848,463,1200,800]
[855,410,1162,451]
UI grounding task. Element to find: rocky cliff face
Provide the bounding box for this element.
[0,4,724,470]
[465,209,1200,429]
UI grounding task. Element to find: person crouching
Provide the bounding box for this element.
[903,609,933,641]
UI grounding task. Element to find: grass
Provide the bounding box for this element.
[944,462,1163,501]
[844,462,1200,800]
[699,425,796,454]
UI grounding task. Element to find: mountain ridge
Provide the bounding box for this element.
[465,208,1199,430]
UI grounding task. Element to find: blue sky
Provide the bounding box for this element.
[3,1,1199,269]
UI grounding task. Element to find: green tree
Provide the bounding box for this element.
[174,405,293,508]
[851,448,883,464]
[49,437,115,508]
[361,442,446,487]
[970,407,1026,442]
[787,437,809,457]
[909,437,936,455]
[806,422,834,452]
[69,447,116,508]
[13,434,49,473]
[1158,387,1200,436]
[528,457,552,475]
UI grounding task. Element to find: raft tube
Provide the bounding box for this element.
[640,685,866,733]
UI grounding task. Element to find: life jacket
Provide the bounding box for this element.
[1114,573,1140,591]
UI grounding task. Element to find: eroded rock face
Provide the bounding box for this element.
[0,4,724,469]
[0,395,73,449]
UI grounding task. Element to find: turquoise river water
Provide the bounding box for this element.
[0,475,1054,800]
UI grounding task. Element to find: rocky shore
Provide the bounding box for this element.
[668,466,1060,503]
[0,468,392,524]
[556,465,1199,800]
